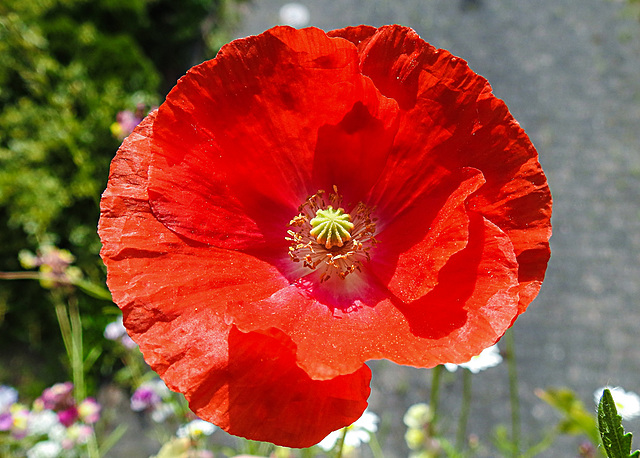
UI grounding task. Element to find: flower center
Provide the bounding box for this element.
[310,206,354,249]
[287,186,377,282]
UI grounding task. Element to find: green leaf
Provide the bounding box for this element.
[598,388,640,458]
[536,387,601,447]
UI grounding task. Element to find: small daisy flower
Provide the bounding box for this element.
[317,410,379,451]
[176,419,217,439]
[444,344,502,374]
[594,386,640,420]
[26,440,62,458]
[27,409,60,436]
[10,403,30,438]
[151,403,175,423]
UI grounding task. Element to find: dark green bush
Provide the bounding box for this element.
[0,0,245,392]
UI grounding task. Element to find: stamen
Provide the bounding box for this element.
[286,187,377,281]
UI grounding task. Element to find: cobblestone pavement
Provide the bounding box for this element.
[233,1,640,456]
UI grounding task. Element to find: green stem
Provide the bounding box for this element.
[456,369,472,450]
[52,293,85,403]
[53,299,72,361]
[506,329,521,457]
[429,365,443,437]
[68,294,85,401]
[87,429,100,458]
[123,350,144,388]
[368,431,384,458]
[335,427,348,458]
[0,271,112,301]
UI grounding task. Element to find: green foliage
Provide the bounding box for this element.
[0,0,245,390]
[0,3,157,376]
[536,388,603,450]
[598,389,640,458]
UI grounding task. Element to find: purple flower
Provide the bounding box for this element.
[38,382,74,411]
[0,412,12,431]
[19,246,81,289]
[131,386,161,412]
[104,316,138,349]
[131,379,174,422]
[57,406,78,427]
[111,107,145,140]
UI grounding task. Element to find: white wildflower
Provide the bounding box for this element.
[317,410,379,451]
[28,410,60,436]
[176,419,217,439]
[0,385,18,411]
[26,440,62,458]
[279,3,310,28]
[444,344,502,374]
[594,386,640,420]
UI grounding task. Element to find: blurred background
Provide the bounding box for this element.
[3,0,640,456]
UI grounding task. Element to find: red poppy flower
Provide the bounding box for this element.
[99,25,551,447]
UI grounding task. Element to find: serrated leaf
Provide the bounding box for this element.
[598,388,640,458]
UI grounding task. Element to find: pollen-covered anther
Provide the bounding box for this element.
[286,188,377,281]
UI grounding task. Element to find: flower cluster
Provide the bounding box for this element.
[99,24,552,446]
[403,403,439,457]
[0,383,100,457]
[19,245,82,289]
[130,379,176,423]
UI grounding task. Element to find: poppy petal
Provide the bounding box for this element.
[227,212,519,379]
[188,326,371,448]
[99,114,288,311]
[146,26,397,249]
[372,167,486,303]
[334,24,551,310]
[99,114,370,447]
[127,299,370,447]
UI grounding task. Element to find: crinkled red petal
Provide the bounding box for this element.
[147,26,399,250]
[98,113,370,446]
[372,167,486,303]
[187,327,371,448]
[227,212,519,379]
[332,24,552,311]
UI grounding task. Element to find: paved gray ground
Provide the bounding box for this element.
[234,1,640,456]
